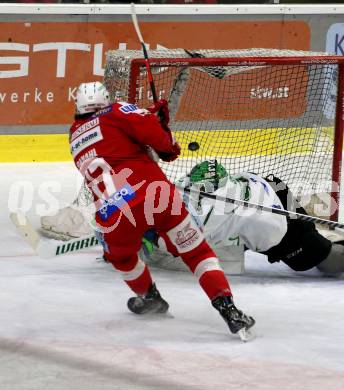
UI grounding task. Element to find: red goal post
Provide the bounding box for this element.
[105,50,344,221]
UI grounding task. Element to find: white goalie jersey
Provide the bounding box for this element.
[184,173,288,253]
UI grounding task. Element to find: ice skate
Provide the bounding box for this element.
[212,296,255,342]
[127,283,169,315]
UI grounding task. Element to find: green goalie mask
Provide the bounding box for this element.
[189,159,228,193]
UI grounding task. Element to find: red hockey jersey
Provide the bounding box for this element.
[69,102,177,226]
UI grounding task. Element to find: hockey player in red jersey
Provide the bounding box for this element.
[69,81,255,340]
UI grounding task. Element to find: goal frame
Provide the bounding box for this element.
[128,55,344,221]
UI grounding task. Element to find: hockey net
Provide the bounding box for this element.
[41,48,344,241]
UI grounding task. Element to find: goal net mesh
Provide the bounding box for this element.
[105,48,340,201]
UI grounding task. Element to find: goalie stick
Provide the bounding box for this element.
[179,186,344,231]
[10,211,99,259]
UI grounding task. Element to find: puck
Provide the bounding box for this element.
[188,142,200,151]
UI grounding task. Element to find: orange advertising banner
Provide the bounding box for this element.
[0,21,310,126]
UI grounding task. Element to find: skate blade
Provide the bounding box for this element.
[238,328,255,342]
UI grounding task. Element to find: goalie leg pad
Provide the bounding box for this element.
[41,206,93,239]
[317,242,344,275]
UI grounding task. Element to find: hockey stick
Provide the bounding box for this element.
[131,3,173,163]
[10,211,99,259]
[131,3,159,103]
[179,186,344,230]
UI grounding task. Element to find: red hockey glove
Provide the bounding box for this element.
[158,142,181,162]
[146,99,170,126]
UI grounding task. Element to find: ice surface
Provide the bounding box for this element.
[1,162,344,390]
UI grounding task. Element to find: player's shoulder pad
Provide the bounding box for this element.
[116,102,151,116]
